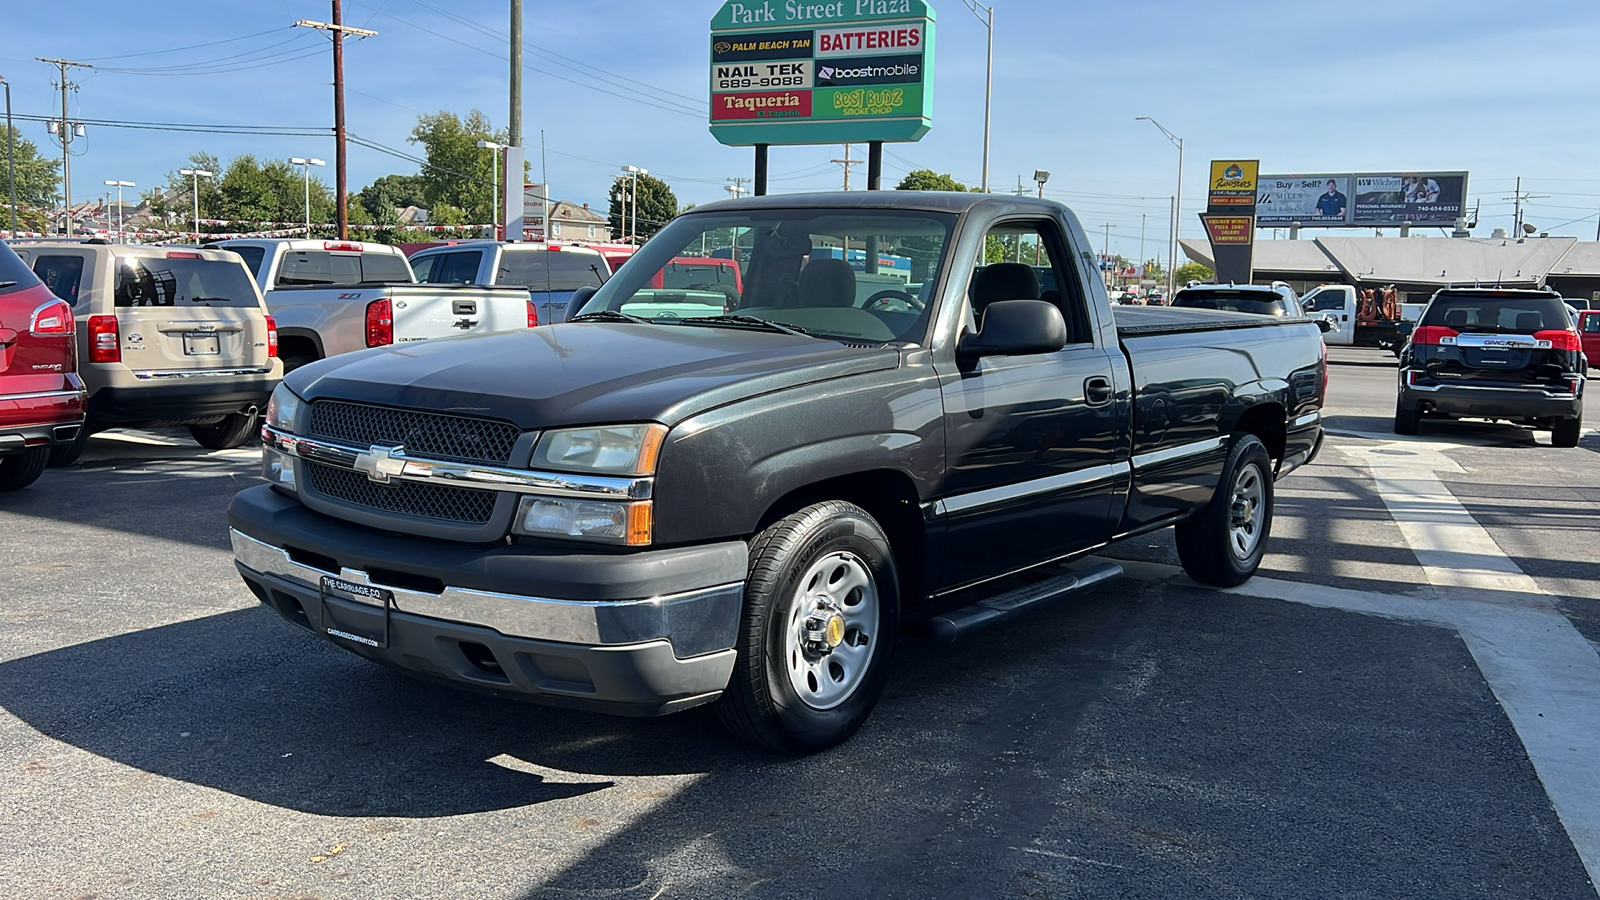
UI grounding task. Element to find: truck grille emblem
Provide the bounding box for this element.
[354,444,407,484]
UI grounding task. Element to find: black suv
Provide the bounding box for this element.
[1396,288,1586,446]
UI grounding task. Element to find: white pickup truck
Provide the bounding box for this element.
[215,238,535,371]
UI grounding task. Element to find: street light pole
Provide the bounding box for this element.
[960,0,994,192]
[178,168,213,239]
[1,75,15,235]
[290,158,325,237]
[621,165,647,244]
[103,180,133,243]
[477,141,504,238]
[1135,116,1183,299]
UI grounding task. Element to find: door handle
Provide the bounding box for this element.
[1084,376,1113,407]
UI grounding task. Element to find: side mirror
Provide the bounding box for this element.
[1316,317,1334,334]
[1395,321,1415,337]
[568,284,599,315]
[958,299,1068,358]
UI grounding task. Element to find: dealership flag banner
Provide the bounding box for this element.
[1204,160,1258,284]
[709,0,936,146]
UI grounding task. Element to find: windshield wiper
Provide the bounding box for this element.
[568,309,653,325]
[668,314,815,338]
[0,281,16,289]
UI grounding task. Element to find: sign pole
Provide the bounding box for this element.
[867,141,883,191]
[754,144,768,197]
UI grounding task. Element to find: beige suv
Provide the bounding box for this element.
[12,240,282,464]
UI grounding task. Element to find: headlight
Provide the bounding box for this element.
[513,496,652,546]
[265,383,303,433]
[531,424,666,475]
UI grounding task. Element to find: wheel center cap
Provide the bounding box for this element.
[804,611,847,652]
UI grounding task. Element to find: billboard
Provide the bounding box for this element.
[1256,172,1469,227]
[709,1,935,147]
[1205,160,1258,283]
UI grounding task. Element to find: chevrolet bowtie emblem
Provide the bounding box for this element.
[354,444,407,483]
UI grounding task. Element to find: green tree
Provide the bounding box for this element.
[1174,261,1214,285]
[1141,258,1166,282]
[608,173,678,243]
[895,169,971,192]
[1,126,62,208]
[409,110,512,225]
[358,173,427,220]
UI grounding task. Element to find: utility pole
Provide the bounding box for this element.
[0,74,14,235]
[294,7,376,240]
[831,143,862,190]
[37,58,92,237]
[510,0,522,148]
[959,0,994,192]
[725,176,749,199]
[1102,223,1112,289]
[1502,176,1547,238]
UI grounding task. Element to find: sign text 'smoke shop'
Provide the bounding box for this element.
[710,0,934,146]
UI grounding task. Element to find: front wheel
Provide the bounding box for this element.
[1175,434,1274,587]
[188,410,262,451]
[716,501,900,753]
[1552,415,1582,448]
[0,447,50,492]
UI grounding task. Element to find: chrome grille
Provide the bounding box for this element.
[307,462,496,525]
[307,401,520,465]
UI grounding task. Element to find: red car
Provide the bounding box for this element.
[1580,310,1600,366]
[0,241,85,490]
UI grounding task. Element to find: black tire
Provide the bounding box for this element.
[1552,415,1582,448]
[1394,406,1420,435]
[281,355,318,374]
[716,500,900,754]
[46,425,89,467]
[188,411,262,451]
[1175,434,1274,587]
[0,447,50,492]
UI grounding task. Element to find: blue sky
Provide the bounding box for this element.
[4,0,1599,259]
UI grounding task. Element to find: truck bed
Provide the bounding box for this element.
[1113,305,1315,336]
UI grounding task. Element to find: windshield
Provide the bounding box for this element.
[1420,293,1571,333]
[574,209,955,344]
[1171,288,1290,316]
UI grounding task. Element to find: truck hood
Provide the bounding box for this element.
[288,322,900,429]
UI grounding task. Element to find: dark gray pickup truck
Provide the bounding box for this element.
[230,192,1326,752]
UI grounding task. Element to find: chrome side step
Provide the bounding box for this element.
[927,561,1124,643]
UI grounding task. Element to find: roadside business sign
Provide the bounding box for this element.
[1255,171,1469,227]
[1204,160,1259,283]
[709,1,936,147]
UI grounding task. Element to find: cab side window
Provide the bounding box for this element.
[967,220,1091,343]
[409,254,437,282]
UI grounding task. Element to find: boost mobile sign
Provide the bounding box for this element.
[709,0,935,146]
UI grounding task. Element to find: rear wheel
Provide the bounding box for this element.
[716,501,899,754]
[189,410,262,450]
[1394,406,1420,435]
[0,447,50,492]
[1552,415,1582,448]
[1175,434,1274,587]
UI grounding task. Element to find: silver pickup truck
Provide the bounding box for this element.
[215,238,534,371]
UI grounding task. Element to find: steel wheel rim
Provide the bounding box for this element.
[1227,462,1266,561]
[784,551,879,710]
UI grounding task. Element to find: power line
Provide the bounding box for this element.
[92,33,317,74]
[78,27,292,62]
[9,112,329,136]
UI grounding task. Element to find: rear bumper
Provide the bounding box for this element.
[88,370,278,425]
[1399,374,1583,420]
[228,485,745,716]
[0,387,87,455]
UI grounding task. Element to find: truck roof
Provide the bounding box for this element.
[693,190,1063,216]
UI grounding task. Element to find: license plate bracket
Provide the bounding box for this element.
[183,332,221,356]
[320,576,392,649]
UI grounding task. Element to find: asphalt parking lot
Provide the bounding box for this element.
[3,347,1598,899]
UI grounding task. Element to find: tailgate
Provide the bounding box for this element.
[390,287,530,343]
[1416,333,1570,387]
[113,253,271,372]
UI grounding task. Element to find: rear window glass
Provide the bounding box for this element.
[1421,294,1570,332]
[222,245,267,277]
[1171,289,1289,316]
[275,250,411,286]
[114,257,259,307]
[0,242,43,295]
[499,249,607,291]
[417,251,483,285]
[661,261,736,290]
[31,254,85,305]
